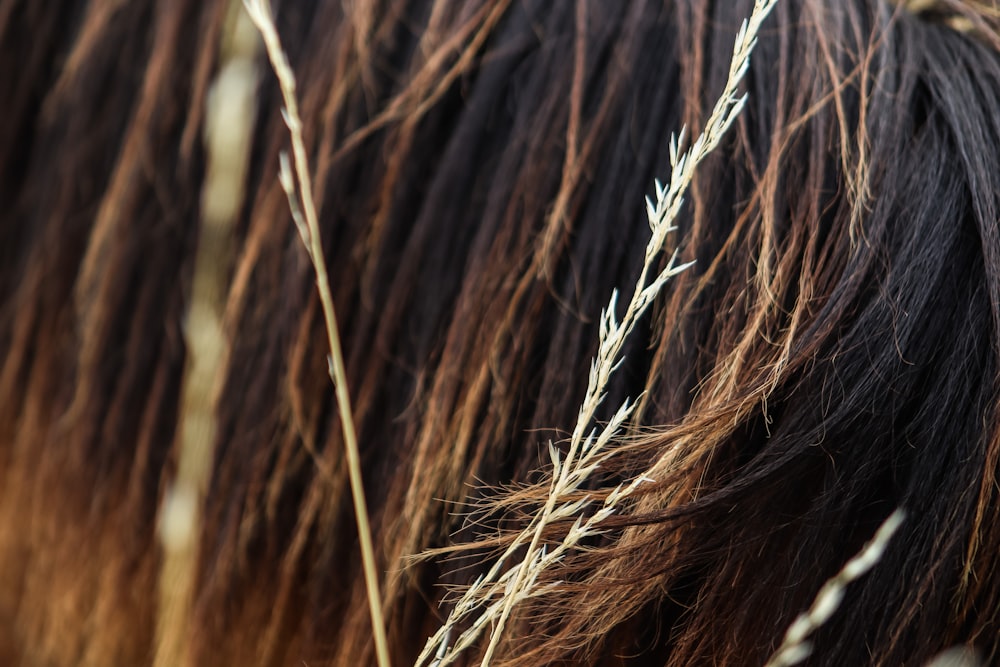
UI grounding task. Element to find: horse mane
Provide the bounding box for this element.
[2,0,1000,665]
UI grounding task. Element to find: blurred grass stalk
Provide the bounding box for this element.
[764,511,906,667]
[154,3,261,666]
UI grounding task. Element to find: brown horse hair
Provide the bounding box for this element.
[2,0,1000,665]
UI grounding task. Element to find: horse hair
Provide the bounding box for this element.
[2,0,1000,665]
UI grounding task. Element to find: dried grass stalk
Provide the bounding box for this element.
[417,1,781,666]
[243,1,392,665]
[764,510,906,667]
